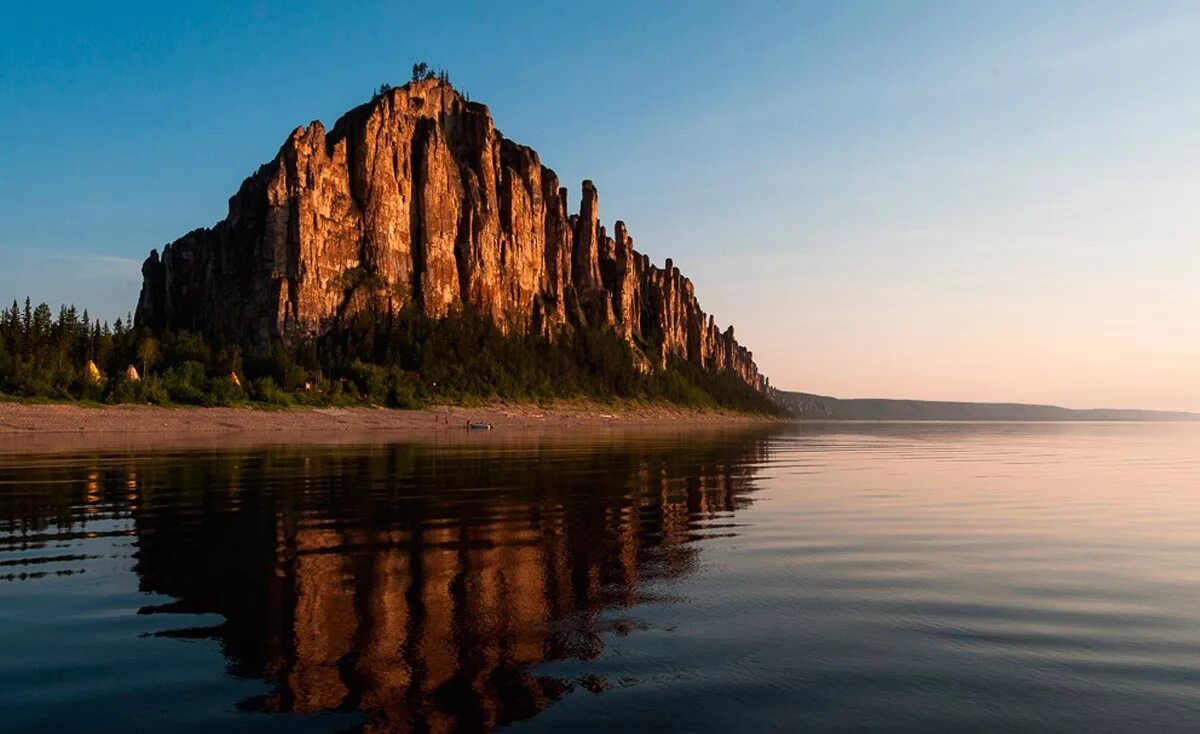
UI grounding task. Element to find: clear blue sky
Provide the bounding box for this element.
[2,1,1198,410]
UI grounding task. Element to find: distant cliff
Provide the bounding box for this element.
[771,389,1200,421]
[135,79,765,392]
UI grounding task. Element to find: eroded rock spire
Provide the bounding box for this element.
[135,79,766,390]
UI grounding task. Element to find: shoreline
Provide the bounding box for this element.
[0,401,782,454]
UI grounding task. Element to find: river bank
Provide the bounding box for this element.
[0,401,782,454]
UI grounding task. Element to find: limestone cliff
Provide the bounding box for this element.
[136,79,766,390]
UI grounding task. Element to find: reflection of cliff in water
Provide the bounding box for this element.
[119,432,771,732]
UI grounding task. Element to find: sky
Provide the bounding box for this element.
[1,1,1198,411]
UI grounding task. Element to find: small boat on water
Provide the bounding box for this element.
[467,421,492,430]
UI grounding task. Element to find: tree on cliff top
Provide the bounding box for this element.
[410,62,449,84]
[373,64,454,102]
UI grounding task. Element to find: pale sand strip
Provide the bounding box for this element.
[0,402,781,454]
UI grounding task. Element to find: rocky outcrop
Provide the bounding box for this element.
[136,79,766,391]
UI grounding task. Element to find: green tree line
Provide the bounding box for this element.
[0,297,781,414]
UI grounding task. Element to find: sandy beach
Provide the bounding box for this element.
[0,401,782,454]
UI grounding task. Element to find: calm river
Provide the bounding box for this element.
[2,422,1199,732]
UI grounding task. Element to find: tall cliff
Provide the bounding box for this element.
[136,79,766,391]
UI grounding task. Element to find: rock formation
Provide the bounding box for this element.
[135,79,766,390]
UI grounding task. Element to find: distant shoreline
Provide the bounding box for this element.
[770,389,1199,422]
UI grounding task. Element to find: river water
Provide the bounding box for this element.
[2,422,1198,732]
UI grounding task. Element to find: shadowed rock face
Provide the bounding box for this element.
[135,79,766,390]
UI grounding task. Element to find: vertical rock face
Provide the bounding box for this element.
[135,79,766,391]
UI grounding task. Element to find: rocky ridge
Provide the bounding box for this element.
[136,79,766,391]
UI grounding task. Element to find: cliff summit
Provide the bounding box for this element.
[136,79,766,391]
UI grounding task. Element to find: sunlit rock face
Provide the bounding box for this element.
[134,79,765,390]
